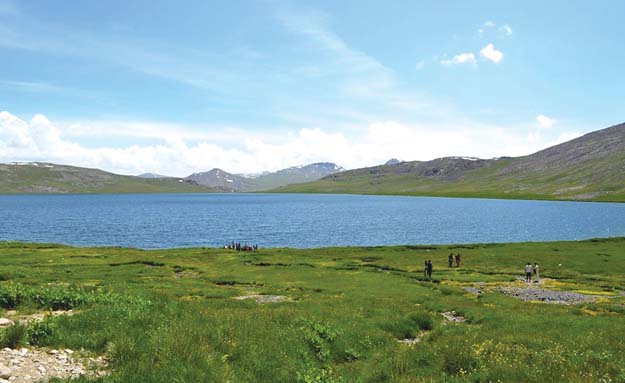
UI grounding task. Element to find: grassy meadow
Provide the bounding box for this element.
[1,238,625,382]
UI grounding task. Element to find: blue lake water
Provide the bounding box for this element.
[1,193,625,249]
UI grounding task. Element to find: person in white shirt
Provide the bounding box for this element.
[525,263,532,282]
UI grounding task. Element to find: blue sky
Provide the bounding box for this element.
[1,0,624,175]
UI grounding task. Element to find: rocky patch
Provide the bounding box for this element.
[235,294,288,304]
[441,311,465,323]
[0,310,76,327]
[0,347,107,383]
[398,331,426,346]
[463,286,484,295]
[499,287,597,304]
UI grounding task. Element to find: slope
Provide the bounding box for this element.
[0,162,215,194]
[275,122,625,202]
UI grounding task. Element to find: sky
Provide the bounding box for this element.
[1,0,624,176]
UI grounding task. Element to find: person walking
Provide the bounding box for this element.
[448,253,454,268]
[525,263,532,283]
[533,263,540,282]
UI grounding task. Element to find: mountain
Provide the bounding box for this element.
[186,162,345,191]
[384,158,402,165]
[250,162,345,190]
[274,122,625,202]
[137,172,172,179]
[0,161,346,194]
[185,168,257,192]
[0,162,216,194]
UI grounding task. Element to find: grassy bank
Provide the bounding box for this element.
[273,172,625,203]
[1,238,625,382]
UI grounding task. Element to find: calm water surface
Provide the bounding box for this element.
[1,193,624,248]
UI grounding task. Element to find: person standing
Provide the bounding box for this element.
[427,260,433,280]
[525,263,532,283]
[448,253,454,268]
[534,263,540,282]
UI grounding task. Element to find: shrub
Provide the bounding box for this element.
[379,318,417,339]
[0,283,151,311]
[379,311,435,339]
[31,286,91,310]
[27,319,56,346]
[299,319,340,361]
[0,284,29,308]
[1,323,26,348]
[407,311,435,331]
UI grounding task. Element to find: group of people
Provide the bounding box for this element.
[421,257,542,284]
[524,262,540,282]
[225,242,258,252]
[423,253,463,280]
[448,253,462,268]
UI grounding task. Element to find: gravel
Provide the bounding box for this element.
[441,311,465,322]
[235,294,288,304]
[0,347,107,383]
[499,287,597,304]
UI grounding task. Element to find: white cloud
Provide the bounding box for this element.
[0,111,583,177]
[499,24,513,37]
[536,114,555,129]
[415,61,425,70]
[441,52,476,66]
[478,22,513,39]
[480,43,503,64]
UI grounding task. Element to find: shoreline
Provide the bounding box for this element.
[1,190,625,203]
[2,236,625,252]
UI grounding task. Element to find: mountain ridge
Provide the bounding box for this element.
[274,122,625,202]
[0,162,216,194]
[185,162,345,192]
[0,161,346,194]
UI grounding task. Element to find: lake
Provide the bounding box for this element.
[1,193,625,249]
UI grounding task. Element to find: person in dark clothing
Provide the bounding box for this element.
[455,253,461,268]
[448,253,454,268]
[426,260,433,279]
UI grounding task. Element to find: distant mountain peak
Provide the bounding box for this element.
[185,162,345,191]
[385,158,402,166]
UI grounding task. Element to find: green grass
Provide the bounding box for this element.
[0,163,214,194]
[1,238,625,382]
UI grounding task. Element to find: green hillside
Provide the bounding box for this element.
[0,162,216,194]
[275,122,625,202]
